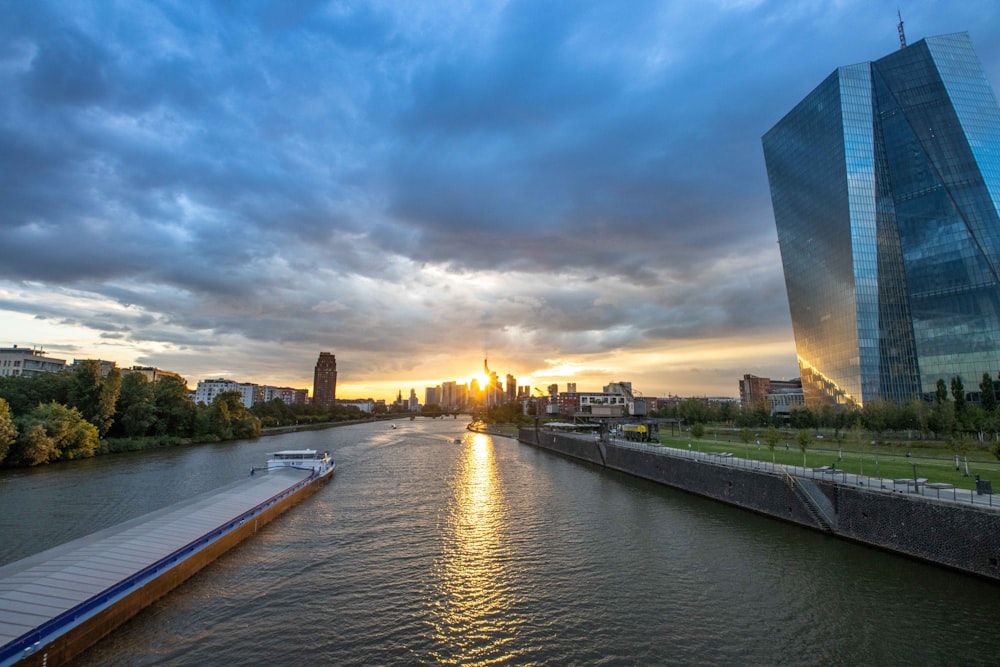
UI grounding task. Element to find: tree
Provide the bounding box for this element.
[935,379,949,405]
[251,397,295,427]
[951,376,966,414]
[789,407,817,429]
[981,372,997,413]
[113,373,157,438]
[9,402,98,466]
[928,400,956,438]
[717,401,737,424]
[67,361,121,437]
[153,376,196,437]
[206,392,261,440]
[690,422,705,439]
[0,371,70,416]
[765,426,781,464]
[13,424,56,467]
[0,398,17,465]
[796,429,811,467]
[68,361,102,424]
[861,399,890,439]
[96,369,122,437]
[679,399,709,426]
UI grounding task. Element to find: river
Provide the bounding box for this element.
[1,419,998,665]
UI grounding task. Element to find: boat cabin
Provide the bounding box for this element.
[266,449,332,471]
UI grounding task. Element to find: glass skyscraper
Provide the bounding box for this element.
[763,32,1000,408]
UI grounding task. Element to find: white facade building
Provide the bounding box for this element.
[339,400,374,413]
[0,346,67,378]
[194,378,260,408]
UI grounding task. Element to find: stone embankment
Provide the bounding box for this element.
[518,427,1000,582]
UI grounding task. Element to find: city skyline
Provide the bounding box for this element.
[4,2,1000,403]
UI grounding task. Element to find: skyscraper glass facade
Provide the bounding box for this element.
[763,32,1000,407]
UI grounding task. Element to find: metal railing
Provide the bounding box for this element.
[597,434,997,510]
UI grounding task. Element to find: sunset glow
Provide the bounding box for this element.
[3,3,991,402]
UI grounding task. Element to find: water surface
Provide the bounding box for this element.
[1,420,997,665]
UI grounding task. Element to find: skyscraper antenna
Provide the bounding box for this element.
[897,10,907,49]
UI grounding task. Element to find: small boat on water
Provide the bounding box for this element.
[391,424,397,429]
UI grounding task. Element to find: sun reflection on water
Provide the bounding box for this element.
[427,433,521,665]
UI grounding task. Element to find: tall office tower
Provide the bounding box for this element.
[763,32,1000,408]
[313,352,337,409]
[441,381,457,409]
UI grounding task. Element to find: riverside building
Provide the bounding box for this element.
[0,345,66,377]
[762,31,1000,408]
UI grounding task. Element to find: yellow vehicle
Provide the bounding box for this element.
[622,424,651,442]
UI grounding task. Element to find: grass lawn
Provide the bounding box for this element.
[655,432,1000,491]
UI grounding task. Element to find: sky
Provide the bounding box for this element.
[4,1,1000,402]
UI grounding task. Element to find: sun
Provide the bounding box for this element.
[474,371,491,389]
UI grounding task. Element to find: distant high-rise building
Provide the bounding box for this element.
[506,374,517,402]
[425,386,440,407]
[313,352,337,409]
[739,374,773,409]
[441,380,458,409]
[566,382,577,393]
[763,32,1000,407]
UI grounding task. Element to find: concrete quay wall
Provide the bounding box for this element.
[518,428,1000,581]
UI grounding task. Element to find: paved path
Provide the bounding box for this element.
[602,436,998,510]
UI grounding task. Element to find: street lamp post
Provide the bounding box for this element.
[872,440,879,479]
[910,462,919,494]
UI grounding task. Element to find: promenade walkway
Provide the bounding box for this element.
[604,435,999,510]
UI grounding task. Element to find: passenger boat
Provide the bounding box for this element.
[266,449,335,474]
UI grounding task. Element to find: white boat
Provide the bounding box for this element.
[266,449,335,475]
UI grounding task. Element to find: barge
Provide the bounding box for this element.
[0,450,335,667]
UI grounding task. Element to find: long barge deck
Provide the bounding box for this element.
[0,464,332,667]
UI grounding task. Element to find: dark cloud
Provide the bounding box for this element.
[2,1,999,396]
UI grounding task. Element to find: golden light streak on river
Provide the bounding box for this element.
[426,432,523,665]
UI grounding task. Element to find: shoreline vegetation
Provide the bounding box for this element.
[0,361,440,469]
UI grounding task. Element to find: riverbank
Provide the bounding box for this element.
[259,418,374,437]
[519,426,1000,582]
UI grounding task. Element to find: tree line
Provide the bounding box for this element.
[652,373,1000,457]
[0,362,365,467]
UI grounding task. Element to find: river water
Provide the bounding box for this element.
[1,419,999,665]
